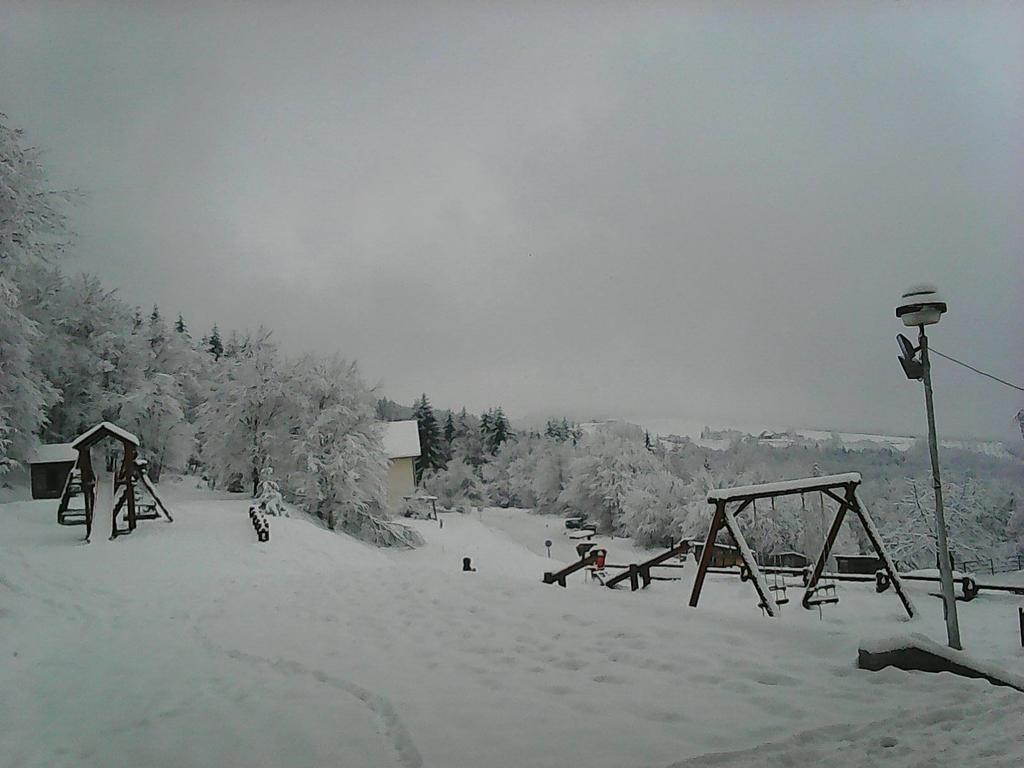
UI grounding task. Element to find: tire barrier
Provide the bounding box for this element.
[249,504,270,543]
[961,576,978,602]
[875,570,891,593]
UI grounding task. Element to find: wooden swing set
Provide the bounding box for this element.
[688,472,915,619]
[56,422,172,542]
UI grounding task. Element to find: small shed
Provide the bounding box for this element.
[836,554,884,574]
[763,550,810,569]
[689,540,742,568]
[29,443,78,499]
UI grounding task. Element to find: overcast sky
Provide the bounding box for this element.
[2,2,1021,440]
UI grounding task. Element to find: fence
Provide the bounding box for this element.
[956,555,1024,576]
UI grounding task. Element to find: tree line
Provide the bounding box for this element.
[0,115,415,546]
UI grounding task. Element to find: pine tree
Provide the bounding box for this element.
[147,304,166,354]
[207,325,223,360]
[545,419,557,440]
[412,394,444,479]
[174,312,187,335]
[444,412,456,444]
[483,407,510,454]
[479,411,492,446]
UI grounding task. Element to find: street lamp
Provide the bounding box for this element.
[895,284,961,650]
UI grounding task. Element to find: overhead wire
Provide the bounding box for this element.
[928,348,1024,393]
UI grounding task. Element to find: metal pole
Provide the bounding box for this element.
[919,327,962,650]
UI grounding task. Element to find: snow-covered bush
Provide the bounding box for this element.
[422,458,484,509]
[255,467,288,517]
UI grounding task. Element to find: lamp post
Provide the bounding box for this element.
[896,284,961,650]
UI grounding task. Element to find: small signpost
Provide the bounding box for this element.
[544,539,552,558]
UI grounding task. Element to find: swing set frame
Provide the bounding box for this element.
[688,472,915,619]
[57,422,172,542]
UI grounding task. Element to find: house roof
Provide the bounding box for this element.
[29,443,78,464]
[70,421,141,450]
[381,420,421,459]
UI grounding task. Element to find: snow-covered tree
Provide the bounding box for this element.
[254,466,287,517]
[290,355,420,547]
[197,328,288,495]
[0,115,70,471]
[422,458,484,509]
[481,407,511,454]
[0,278,57,471]
[557,424,660,532]
[443,411,456,456]
[207,325,223,360]
[620,469,690,547]
[118,372,194,481]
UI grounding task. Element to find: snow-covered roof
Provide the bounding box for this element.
[381,420,420,459]
[707,472,862,502]
[29,443,77,464]
[70,422,141,449]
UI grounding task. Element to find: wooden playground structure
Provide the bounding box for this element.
[56,422,172,542]
[604,540,689,591]
[541,472,1021,607]
[689,473,915,618]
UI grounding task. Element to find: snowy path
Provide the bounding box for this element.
[1,481,1022,767]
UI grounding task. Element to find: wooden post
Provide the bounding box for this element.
[689,501,733,608]
[847,487,916,619]
[629,564,640,591]
[79,448,95,542]
[802,492,850,602]
[721,506,777,617]
[124,444,137,533]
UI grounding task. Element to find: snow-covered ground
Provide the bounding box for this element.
[2,478,1022,767]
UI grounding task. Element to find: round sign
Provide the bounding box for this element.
[544,539,552,548]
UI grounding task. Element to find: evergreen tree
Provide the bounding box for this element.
[444,411,456,444]
[147,304,167,355]
[483,407,511,454]
[479,411,492,448]
[224,330,241,359]
[207,325,224,360]
[412,393,444,479]
[174,312,187,335]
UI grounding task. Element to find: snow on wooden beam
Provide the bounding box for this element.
[858,634,1024,692]
[707,472,862,503]
[70,421,141,450]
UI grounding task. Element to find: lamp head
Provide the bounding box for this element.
[896,284,946,327]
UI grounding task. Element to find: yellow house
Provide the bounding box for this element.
[381,420,421,507]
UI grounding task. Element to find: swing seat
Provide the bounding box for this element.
[805,595,838,606]
[802,583,839,609]
[802,592,839,608]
